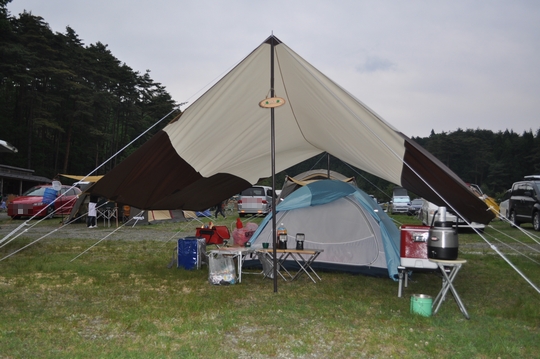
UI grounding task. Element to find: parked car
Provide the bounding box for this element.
[407,198,424,216]
[420,199,485,230]
[237,185,274,217]
[508,175,540,231]
[7,184,82,219]
[498,189,511,220]
[391,187,411,214]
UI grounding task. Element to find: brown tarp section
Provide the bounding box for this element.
[401,135,494,224]
[90,131,251,211]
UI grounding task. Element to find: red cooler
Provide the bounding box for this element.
[400,225,438,269]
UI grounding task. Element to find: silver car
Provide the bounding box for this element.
[237,185,274,217]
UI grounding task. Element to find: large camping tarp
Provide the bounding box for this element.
[247,180,401,278]
[89,35,494,224]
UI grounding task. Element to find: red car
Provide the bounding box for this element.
[8,185,82,219]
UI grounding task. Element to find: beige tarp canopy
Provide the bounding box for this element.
[90,35,494,224]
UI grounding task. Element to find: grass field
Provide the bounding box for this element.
[0,212,539,358]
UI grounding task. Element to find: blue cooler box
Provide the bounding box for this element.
[177,237,206,270]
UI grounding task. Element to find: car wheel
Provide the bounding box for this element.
[45,205,55,219]
[533,212,540,231]
[509,210,520,228]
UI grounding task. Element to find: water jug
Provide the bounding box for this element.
[427,207,459,260]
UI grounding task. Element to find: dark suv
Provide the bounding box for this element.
[508,175,540,231]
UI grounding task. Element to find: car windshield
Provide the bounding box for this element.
[394,197,409,203]
[21,186,48,196]
[241,187,267,196]
[412,199,423,205]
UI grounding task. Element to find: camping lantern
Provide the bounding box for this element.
[278,234,288,249]
[295,233,305,250]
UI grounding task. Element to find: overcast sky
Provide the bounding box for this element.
[7,0,540,137]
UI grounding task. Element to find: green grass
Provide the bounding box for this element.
[0,213,539,358]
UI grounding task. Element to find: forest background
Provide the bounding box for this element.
[2,3,540,203]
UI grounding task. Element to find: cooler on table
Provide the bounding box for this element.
[177,237,206,270]
[400,225,438,269]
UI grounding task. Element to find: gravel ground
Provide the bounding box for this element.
[2,212,538,255]
[0,211,194,242]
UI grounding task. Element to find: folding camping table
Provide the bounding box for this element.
[256,248,324,283]
[208,247,254,283]
[429,258,470,319]
[97,203,117,227]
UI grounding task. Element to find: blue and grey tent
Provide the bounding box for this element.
[247,180,401,279]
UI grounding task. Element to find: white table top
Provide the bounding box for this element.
[429,258,467,265]
[209,247,255,254]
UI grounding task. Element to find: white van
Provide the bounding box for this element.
[237,185,274,217]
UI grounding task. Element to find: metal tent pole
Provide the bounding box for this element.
[270,37,278,293]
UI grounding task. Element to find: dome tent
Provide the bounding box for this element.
[247,180,401,279]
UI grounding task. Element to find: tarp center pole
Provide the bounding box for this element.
[270,37,278,293]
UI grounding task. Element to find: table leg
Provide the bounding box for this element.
[277,252,294,280]
[289,252,322,283]
[398,266,405,297]
[260,252,289,281]
[432,263,470,319]
[236,253,242,283]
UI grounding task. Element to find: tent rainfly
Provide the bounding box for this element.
[277,169,357,202]
[89,35,494,225]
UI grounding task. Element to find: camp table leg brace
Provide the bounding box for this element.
[257,249,323,283]
[430,259,470,319]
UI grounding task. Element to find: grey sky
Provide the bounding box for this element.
[7,0,540,137]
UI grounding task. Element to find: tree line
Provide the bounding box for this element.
[412,128,540,199]
[0,1,179,180]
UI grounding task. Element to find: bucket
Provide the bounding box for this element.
[410,294,432,317]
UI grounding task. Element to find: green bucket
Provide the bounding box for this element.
[410,294,433,317]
